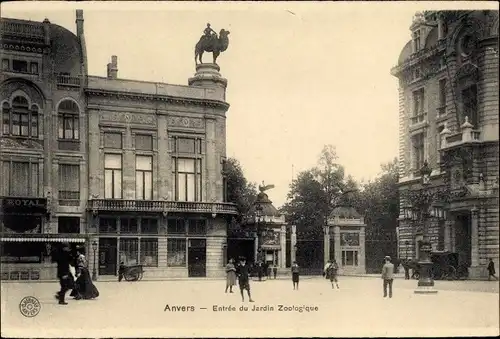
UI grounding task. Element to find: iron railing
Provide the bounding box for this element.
[88,199,238,214]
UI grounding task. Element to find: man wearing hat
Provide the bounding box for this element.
[54,243,73,305]
[381,256,395,298]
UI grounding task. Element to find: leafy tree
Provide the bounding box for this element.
[281,145,360,232]
[223,157,257,222]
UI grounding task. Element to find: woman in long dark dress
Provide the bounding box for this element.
[77,266,99,299]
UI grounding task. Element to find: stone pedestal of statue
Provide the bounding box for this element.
[188,63,227,89]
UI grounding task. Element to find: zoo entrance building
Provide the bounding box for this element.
[0,10,238,280]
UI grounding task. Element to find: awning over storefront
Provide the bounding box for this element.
[1,237,86,243]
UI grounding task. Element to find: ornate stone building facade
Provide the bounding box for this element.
[391,10,499,278]
[1,10,237,280]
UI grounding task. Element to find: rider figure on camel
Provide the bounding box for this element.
[203,23,217,42]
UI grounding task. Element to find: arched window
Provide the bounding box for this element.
[2,96,39,138]
[58,100,79,140]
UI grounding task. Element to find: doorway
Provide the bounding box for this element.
[99,238,117,276]
[454,213,471,267]
[188,239,206,277]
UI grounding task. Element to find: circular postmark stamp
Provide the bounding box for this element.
[19,296,41,317]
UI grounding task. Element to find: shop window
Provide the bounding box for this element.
[1,215,42,234]
[119,238,138,265]
[141,218,158,234]
[341,250,359,266]
[1,242,43,263]
[58,217,80,234]
[140,238,158,267]
[99,217,117,234]
[120,218,138,234]
[188,219,207,235]
[167,238,186,267]
[167,219,185,234]
[104,132,122,149]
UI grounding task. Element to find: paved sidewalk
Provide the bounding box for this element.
[2,277,498,337]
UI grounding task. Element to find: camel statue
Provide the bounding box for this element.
[195,28,230,65]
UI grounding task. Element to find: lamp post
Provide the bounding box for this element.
[255,204,263,263]
[91,240,98,281]
[414,161,438,294]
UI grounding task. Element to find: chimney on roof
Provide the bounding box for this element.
[75,10,84,38]
[107,55,118,79]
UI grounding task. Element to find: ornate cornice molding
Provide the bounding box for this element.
[85,88,230,111]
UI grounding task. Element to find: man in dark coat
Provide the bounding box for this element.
[54,243,73,305]
[236,257,254,302]
[487,258,498,281]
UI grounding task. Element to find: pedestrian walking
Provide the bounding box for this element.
[236,257,254,302]
[382,256,394,298]
[487,258,498,281]
[291,261,300,290]
[54,243,73,305]
[118,261,125,282]
[273,265,277,279]
[324,259,339,289]
[225,258,237,293]
[403,260,410,280]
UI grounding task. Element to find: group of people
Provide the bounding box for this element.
[224,257,342,300]
[54,243,99,305]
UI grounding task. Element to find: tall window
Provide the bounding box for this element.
[412,133,425,171]
[58,100,79,140]
[2,96,39,137]
[119,238,138,265]
[413,29,421,52]
[136,156,152,200]
[173,158,202,201]
[167,238,186,267]
[99,217,117,233]
[104,154,122,199]
[58,164,80,204]
[462,85,478,127]
[188,219,207,235]
[412,88,425,116]
[1,161,38,196]
[140,239,158,267]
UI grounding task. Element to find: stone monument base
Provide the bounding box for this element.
[189,63,227,88]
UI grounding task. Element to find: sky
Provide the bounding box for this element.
[2,1,495,208]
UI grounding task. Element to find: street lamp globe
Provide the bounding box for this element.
[91,240,97,252]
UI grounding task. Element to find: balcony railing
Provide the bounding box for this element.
[88,199,238,215]
[1,21,45,39]
[410,112,427,125]
[56,74,81,87]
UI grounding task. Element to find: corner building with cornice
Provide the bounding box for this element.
[1,10,237,281]
[391,10,499,279]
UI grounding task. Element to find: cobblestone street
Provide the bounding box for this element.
[2,277,499,337]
